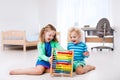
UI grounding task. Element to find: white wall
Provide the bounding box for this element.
[38,0,57,27]
[0,0,120,52]
[0,0,40,32]
[0,0,57,45]
[111,0,120,52]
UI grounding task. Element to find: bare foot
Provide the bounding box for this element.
[87,65,96,71]
[9,70,15,75]
[83,65,96,72]
[9,69,23,75]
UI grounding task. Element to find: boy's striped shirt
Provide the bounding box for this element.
[67,41,88,61]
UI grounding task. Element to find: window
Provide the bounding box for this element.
[57,0,112,48]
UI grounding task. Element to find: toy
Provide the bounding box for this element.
[50,48,74,77]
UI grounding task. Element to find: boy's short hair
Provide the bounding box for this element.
[68,27,82,42]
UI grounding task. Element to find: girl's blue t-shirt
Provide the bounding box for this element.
[45,42,52,57]
[36,42,52,68]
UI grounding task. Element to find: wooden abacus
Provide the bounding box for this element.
[50,48,74,77]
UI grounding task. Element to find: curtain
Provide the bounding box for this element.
[57,0,112,48]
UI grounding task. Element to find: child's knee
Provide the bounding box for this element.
[35,69,44,75]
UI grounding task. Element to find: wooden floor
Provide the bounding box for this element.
[0,46,120,80]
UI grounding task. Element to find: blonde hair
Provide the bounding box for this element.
[39,24,58,42]
[68,27,82,42]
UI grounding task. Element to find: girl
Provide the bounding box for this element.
[9,24,64,75]
[67,27,95,75]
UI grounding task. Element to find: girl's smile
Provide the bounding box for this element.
[45,30,56,42]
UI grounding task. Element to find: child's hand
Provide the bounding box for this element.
[83,52,89,57]
[49,56,53,64]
